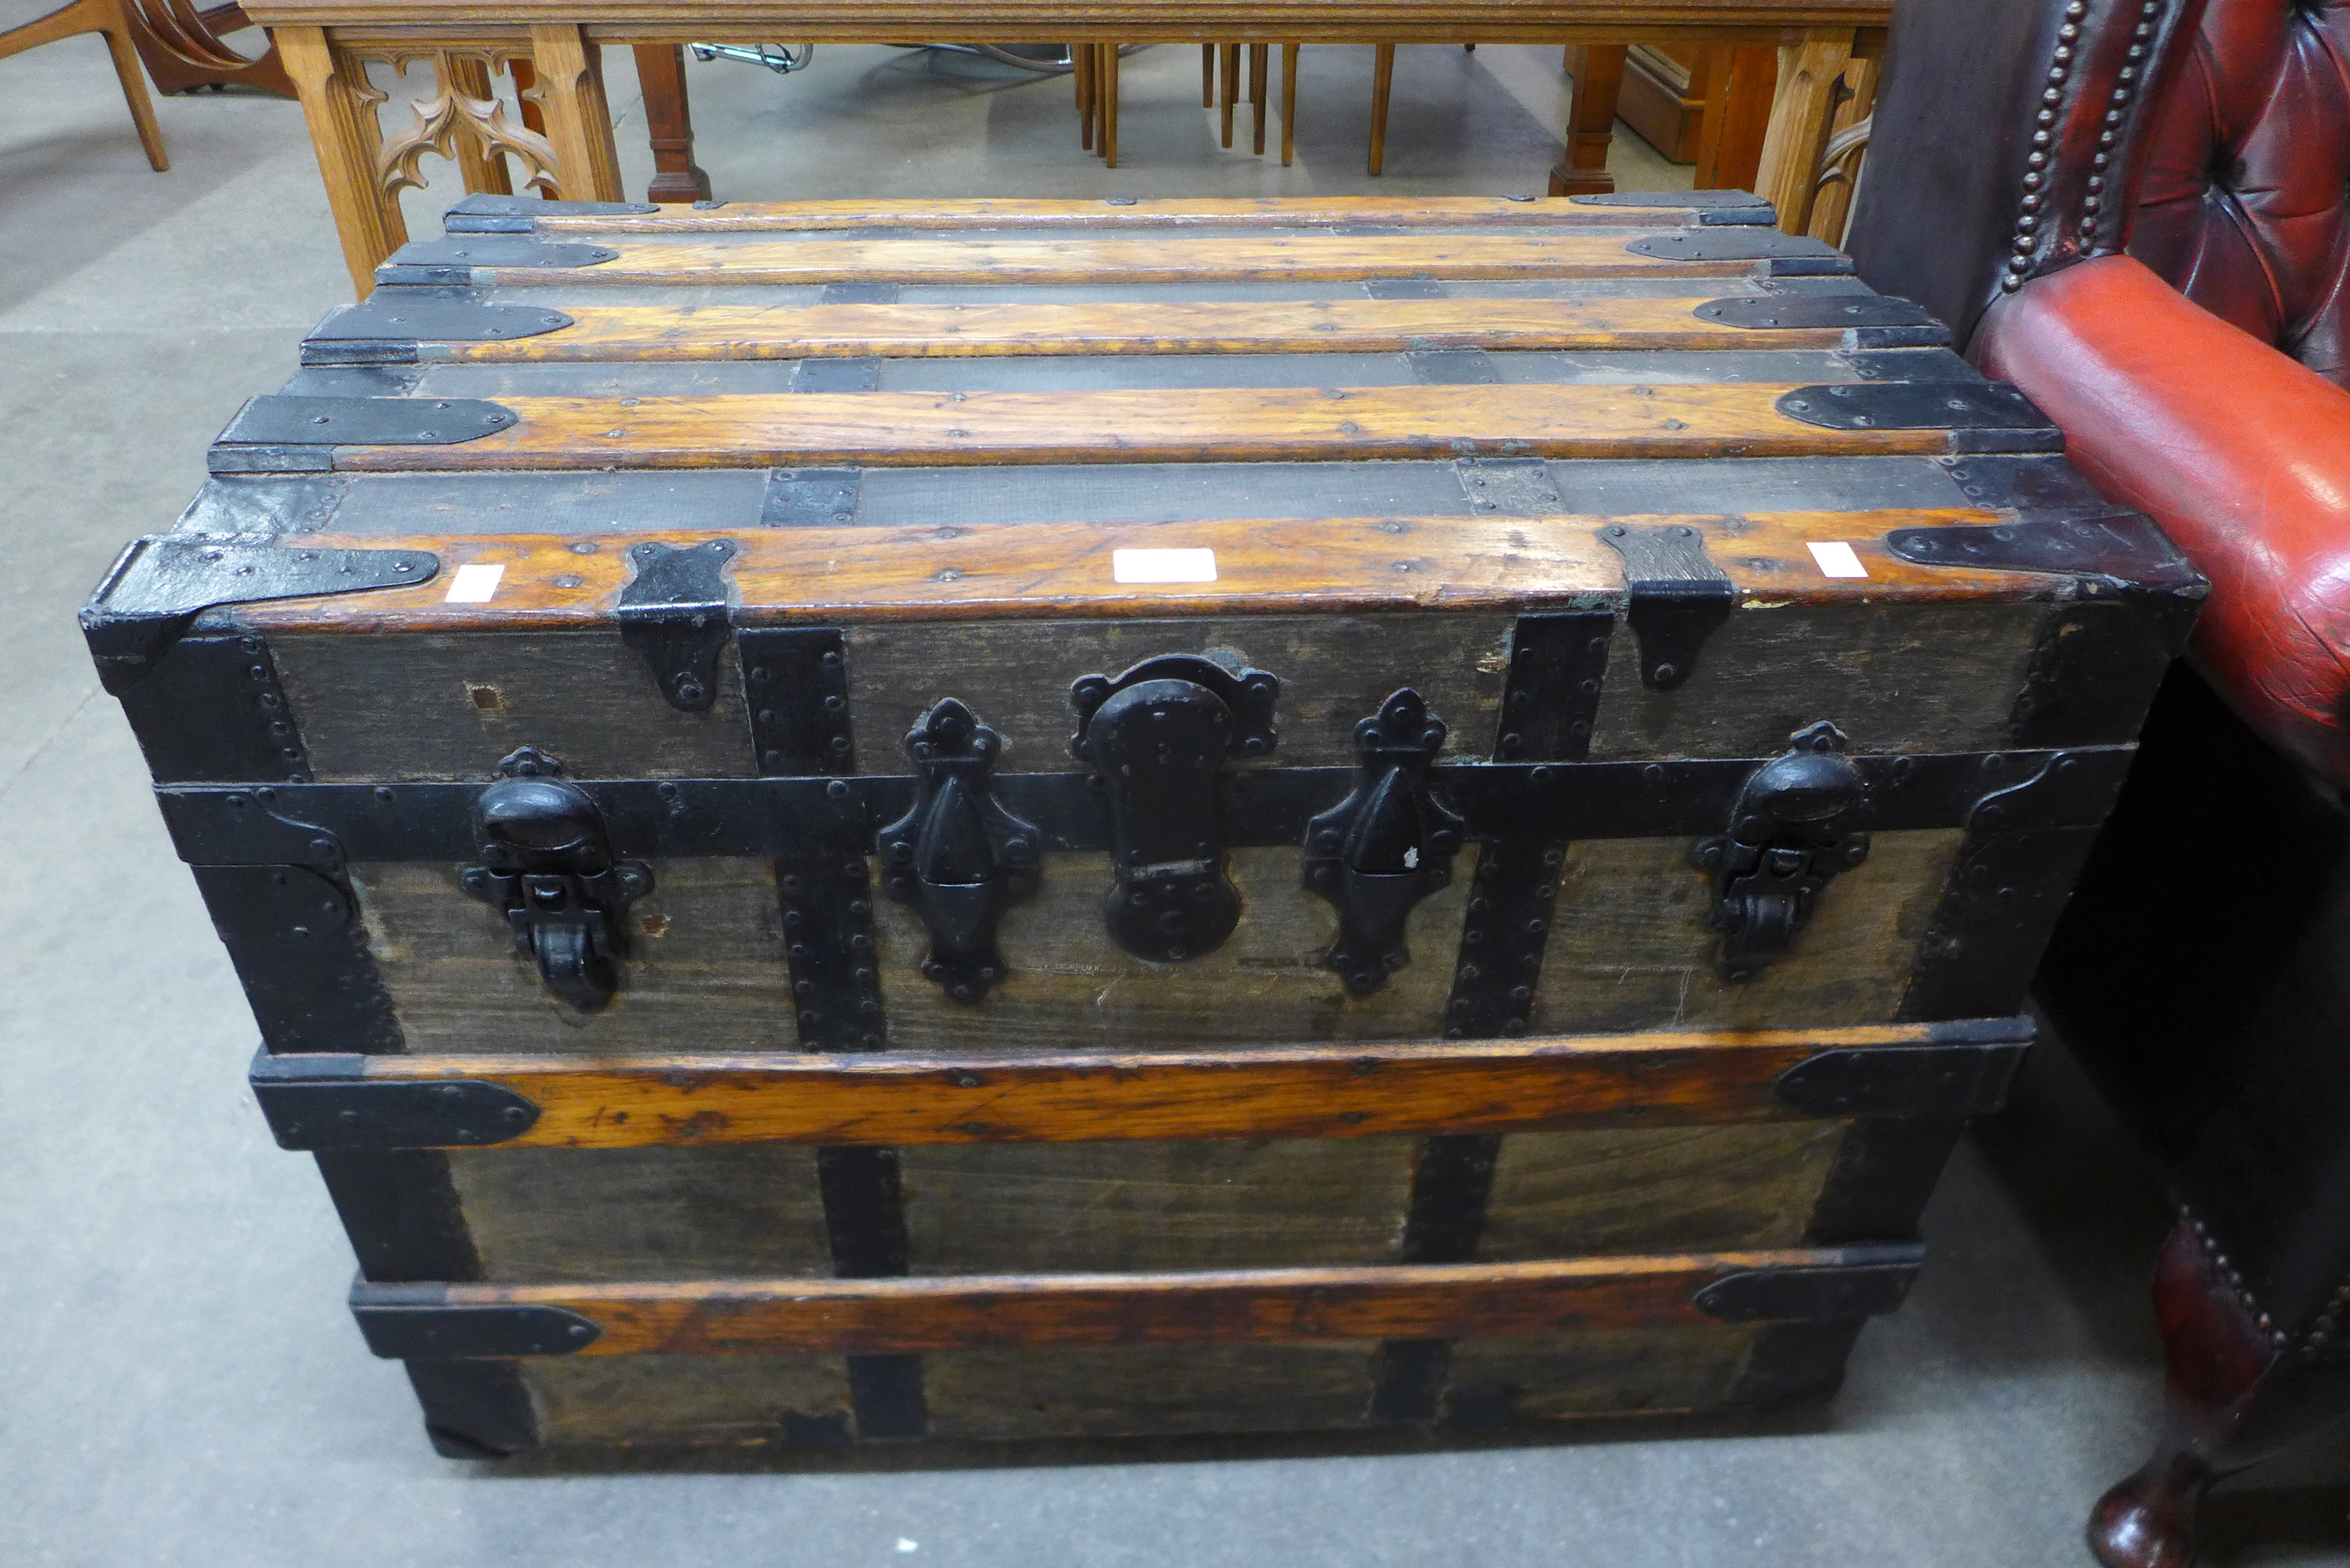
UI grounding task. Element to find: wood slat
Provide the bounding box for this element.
[243,0,1893,45]
[508,195,1725,235]
[459,233,1798,286]
[253,1021,2026,1150]
[327,385,1968,472]
[433,296,1856,362]
[238,510,2060,636]
[350,1245,1917,1356]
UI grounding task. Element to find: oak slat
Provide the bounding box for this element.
[358,1248,1898,1355]
[238,510,2053,636]
[330,385,1957,472]
[438,296,1852,362]
[465,233,1780,286]
[514,195,1716,235]
[286,1022,1991,1149]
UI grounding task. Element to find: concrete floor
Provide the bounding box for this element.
[4,28,2348,1567]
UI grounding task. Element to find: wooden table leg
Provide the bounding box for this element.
[528,22,622,202]
[1220,41,1238,148]
[1367,42,1392,175]
[1201,41,1212,106]
[1250,42,1267,156]
[1076,36,1093,149]
[1692,43,1774,194]
[1754,28,1853,236]
[1548,43,1624,197]
[633,42,708,202]
[276,24,401,297]
[1101,42,1118,167]
[1280,42,1296,167]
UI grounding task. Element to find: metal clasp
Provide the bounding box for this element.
[460,747,650,1009]
[1303,688,1464,996]
[877,699,1041,1002]
[1693,721,1870,982]
[1070,654,1279,963]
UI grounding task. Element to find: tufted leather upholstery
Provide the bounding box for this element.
[2129,0,2350,385]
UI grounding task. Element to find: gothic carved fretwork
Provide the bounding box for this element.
[359,50,558,202]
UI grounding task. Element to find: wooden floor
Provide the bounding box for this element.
[9,37,2349,1568]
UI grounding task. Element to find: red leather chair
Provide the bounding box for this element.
[1849,2,2350,1564]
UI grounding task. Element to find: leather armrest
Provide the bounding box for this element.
[1975,254,2350,785]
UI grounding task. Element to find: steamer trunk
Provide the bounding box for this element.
[90,192,2199,1455]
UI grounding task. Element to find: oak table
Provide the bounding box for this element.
[236,0,1889,295]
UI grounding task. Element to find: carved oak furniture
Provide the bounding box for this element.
[1849,1,2350,1562]
[1,0,169,169]
[232,0,1892,296]
[119,0,294,96]
[83,192,2196,1455]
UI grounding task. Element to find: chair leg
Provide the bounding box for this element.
[98,0,169,170]
[2,0,171,169]
[1100,42,1118,168]
[2087,1217,2350,1568]
[1201,41,1213,106]
[1280,42,1297,166]
[1368,42,1393,175]
[1250,42,1268,155]
[1220,42,1238,147]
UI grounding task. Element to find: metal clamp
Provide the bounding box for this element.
[1071,655,1279,963]
[1303,689,1465,996]
[1599,522,1733,690]
[1693,721,1870,982]
[460,747,651,1009]
[876,699,1041,1002]
[617,539,736,711]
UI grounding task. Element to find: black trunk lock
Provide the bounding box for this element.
[461,747,651,1009]
[1693,721,1870,982]
[1072,654,1280,963]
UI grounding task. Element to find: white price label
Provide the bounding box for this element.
[1805,541,1869,579]
[1112,548,1218,584]
[444,562,506,603]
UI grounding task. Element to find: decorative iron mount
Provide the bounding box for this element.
[1071,654,1280,963]
[1693,721,1871,983]
[460,747,652,1010]
[877,699,1041,1003]
[617,539,737,712]
[1304,689,1465,996]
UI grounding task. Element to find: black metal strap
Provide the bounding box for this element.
[1454,456,1563,520]
[302,294,576,366]
[200,866,403,1053]
[761,468,863,527]
[442,193,656,231]
[116,633,310,783]
[154,746,2138,868]
[1569,189,1774,223]
[1623,229,1851,273]
[83,538,437,696]
[1373,612,1610,1422]
[749,630,925,1437]
[1899,752,2122,1022]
